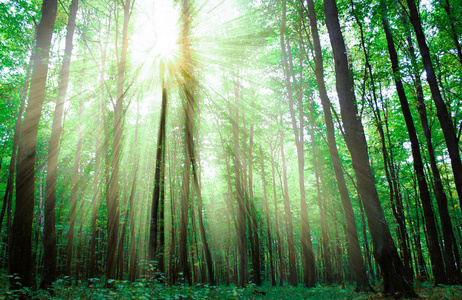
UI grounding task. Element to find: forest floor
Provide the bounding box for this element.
[1,279,462,299]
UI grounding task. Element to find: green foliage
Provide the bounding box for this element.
[3,281,462,299]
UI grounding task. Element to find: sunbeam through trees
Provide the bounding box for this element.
[1,0,462,298]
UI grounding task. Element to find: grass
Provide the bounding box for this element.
[1,277,462,299]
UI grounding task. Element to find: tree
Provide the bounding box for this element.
[10,0,58,289]
[405,0,462,210]
[149,79,167,272]
[381,0,447,284]
[302,0,371,291]
[177,0,215,286]
[41,0,79,288]
[107,0,134,284]
[323,0,416,295]
[403,13,461,283]
[230,79,248,287]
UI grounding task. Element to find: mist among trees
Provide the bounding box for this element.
[1,0,462,298]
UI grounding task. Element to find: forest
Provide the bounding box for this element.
[1,0,462,298]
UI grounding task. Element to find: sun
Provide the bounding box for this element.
[132,0,181,81]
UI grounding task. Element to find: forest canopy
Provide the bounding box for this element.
[1,0,462,298]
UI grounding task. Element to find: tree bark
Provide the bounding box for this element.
[269,134,284,287]
[279,117,297,287]
[246,116,261,286]
[177,0,197,285]
[308,101,332,284]
[260,151,276,286]
[441,0,462,67]
[406,0,462,210]
[381,3,447,284]
[107,0,133,285]
[230,80,248,287]
[66,96,83,281]
[404,15,461,283]
[280,0,314,287]
[323,0,416,295]
[10,0,57,289]
[40,0,79,288]
[303,0,372,289]
[149,82,167,271]
[0,53,31,278]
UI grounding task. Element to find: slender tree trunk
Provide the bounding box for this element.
[404,17,461,283]
[66,97,83,281]
[128,164,138,282]
[406,0,462,209]
[167,154,178,285]
[350,1,414,282]
[89,135,101,280]
[1,54,32,279]
[177,0,198,285]
[90,15,112,279]
[0,54,32,240]
[279,117,297,287]
[246,118,261,286]
[10,0,57,289]
[302,0,371,290]
[40,0,79,288]
[230,81,248,287]
[413,195,429,281]
[260,151,276,286]
[280,0,313,287]
[323,0,415,295]
[149,82,168,270]
[117,178,128,280]
[107,0,132,284]
[441,0,462,67]
[158,144,166,276]
[191,156,215,285]
[269,138,284,286]
[308,101,332,284]
[381,2,447,284]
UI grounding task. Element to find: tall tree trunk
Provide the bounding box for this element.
[158,141,166,276]
[302,0,371,290]
[1,53,32,277]
[41,0,79,288]
[280,0,313,287]
[308,101,332,284]
[350,0,414,282]
[66,97,83,281]
[382,3,448,284]
[10,0,57,289]
[89,133,101,280]
[190,121,215,285]
[269,137,284,286]
[441,0,462,67]
[406,0,462,209]
[413,194,429,281]
[230,81,248,287]
[178,0,197,285]
[107,0,132,284]
[323,0,415,295]
[245,116,261,286]
[167,152,178,285]
[260,151,276,286]
[149,82,167,271]
[279,117,297,287]
[404,16,461,283]
[128,160,138,282]
[90,14,112,279]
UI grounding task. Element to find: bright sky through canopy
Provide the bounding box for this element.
[132,0,180,83]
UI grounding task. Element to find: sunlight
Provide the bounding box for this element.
[132,0,180,83]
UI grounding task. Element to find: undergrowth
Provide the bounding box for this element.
[1,277,462,299]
